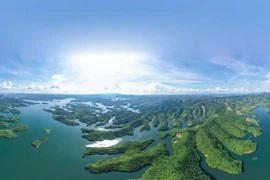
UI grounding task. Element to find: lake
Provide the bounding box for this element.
[0,100,269,180]
[0,100,171,180]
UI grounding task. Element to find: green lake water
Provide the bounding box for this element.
[0,101,269,180]
[0,100,171,180]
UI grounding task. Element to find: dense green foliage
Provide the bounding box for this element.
[135,129,210,180]
[9,108,21,114]
[0,122,9,128]
[83,138,154,157]
[0,115,20,123]
[82,126,134,141]
[26,93,270,179]
[207,121,256,155]
[32,137,48,148]
[0,129,17,138]
[0,95,34,113]
[8,117,20,123]
[139,120,151,132]
[12,124,29,132]
[85,143,168,173]
[196,127,242,174]
[52,114,79,126]
[171,119,182,127]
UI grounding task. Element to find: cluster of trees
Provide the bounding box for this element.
[85,143,168,173]
[0,122,9,128]
[206,121,257,155]
[196,127,242,174]
[31,137,48,148]
[137,129,210,180]
[0,95,34,113]
[12,124,29,132]
[0,114,20,123]
[171,119,182,127]
[82,138,154,157]
[216,112,262,137]
[82,117,148,141]
[8,117,21,123]
[139,120,151,132]
[9,108,21,114]
[0,116,21,123]
[0,129,17,138]
[52,114,79,126]
[82,126,134,141]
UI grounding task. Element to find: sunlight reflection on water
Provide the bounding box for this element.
[85,138,122,147]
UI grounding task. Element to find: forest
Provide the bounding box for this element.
[10,92,270,179]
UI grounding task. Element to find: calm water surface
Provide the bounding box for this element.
[0,100,171,180]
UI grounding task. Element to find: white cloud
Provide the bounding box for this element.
[52,74,66,85]
[59,53,207,93]
[0,81,13,89]
[10,71,18,75]
[211,56,264,74]
[266,72,270,82]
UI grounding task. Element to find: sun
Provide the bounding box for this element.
[69,53,146,80]
[65,53,148,93]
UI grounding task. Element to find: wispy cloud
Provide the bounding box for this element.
[210,56,265,77]
[58,53,208,93]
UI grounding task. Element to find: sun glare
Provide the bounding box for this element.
[69,53,147,80]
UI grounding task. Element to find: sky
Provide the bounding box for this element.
[1,0,270,94]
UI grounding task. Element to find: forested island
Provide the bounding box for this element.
[44,129,51,134]
[82,138,154,157]
[9,108,21,114]
[32,137,48,148]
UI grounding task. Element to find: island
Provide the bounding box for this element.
[44,129,51,134]
[9,108,21,114]
[84,143,168,173]
[8,117,20,123]
[82,138,154,157]
[32,137,48,148]
[12,124,29,132]
[0,122,9,128]
[0,129,18,138]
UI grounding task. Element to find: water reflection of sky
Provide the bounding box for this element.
[86,138,122,147]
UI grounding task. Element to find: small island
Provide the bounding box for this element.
[0,129,18,138]
[0,122,9,128]
[82,138,154,158]
[12,124,29,132]
[32,137,48,148]
[8,117,20,123]
[9,108,21,114]
[44,129,51,134]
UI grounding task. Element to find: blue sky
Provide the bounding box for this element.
[1,0,270,94]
